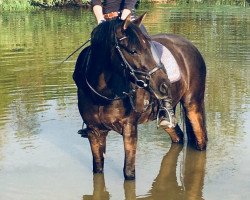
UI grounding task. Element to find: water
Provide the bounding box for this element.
[0,4,249,200]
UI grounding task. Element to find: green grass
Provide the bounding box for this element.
[0,0,33,11]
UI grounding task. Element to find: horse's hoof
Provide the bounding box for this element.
[124,175,135,180]
[93,169,104,174]
[124,170,135,180]
[196,142,207,151]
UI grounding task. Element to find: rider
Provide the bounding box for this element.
[90,0,176,128]
[92,0,134,23]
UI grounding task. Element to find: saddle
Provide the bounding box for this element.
[151,41,181,83]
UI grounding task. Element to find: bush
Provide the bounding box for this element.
[175,0,248,6]
[0,0,32,10]
[30,0,90,7]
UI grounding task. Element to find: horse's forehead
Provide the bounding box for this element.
[137,35,148,49]
[114,23,149,49]
[129,29,148,48]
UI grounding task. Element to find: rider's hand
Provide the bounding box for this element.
[93,5,105,24]
[121,9,131,20]
[98,19,106,24]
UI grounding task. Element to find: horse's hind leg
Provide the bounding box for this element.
[164,106,184,143]
[164,124,184,143]
[183,101,207,150]
[88,129,108,173]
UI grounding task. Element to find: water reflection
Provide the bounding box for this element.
[142,145,205,200]
[83,174,110,200]
[83,144,206,200]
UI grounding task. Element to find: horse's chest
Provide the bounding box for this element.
[100,105,125,120]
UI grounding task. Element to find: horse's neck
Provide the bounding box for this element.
[88,60,131,98]
[88,65,110,93]
[96,72,107,91]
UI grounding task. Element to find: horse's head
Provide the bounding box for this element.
[90,14,171,100]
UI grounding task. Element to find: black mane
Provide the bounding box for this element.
[88,19,151,97]
[91,19,150,58]
[91,19,121,53]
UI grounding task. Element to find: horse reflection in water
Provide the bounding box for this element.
[83,144,206,200]
[83,174,110,200]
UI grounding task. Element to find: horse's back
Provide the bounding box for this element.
[151,33,206,70]
[151,33,201,52]
[151,33,206,98]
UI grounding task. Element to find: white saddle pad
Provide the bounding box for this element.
[152,41,181,83]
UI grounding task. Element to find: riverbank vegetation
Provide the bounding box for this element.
[0,0,249,10]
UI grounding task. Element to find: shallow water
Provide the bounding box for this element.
[0,4,249,200]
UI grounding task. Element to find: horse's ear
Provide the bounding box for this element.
[133,12,147,27]
[122,14,132,30]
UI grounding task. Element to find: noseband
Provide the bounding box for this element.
[114,32,164,89]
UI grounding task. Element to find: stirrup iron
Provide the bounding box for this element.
[156,107,174,128]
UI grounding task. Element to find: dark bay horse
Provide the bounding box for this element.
[73,14,207,180]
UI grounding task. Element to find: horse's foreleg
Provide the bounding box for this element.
[123,123,137,180]
[88,130,108,174]
[185,103,207,150]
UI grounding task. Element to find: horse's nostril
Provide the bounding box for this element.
[159,83,168,94]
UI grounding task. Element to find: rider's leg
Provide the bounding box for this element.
[149,41,177,129]
[158,97,177,128]
[77,121,89,138]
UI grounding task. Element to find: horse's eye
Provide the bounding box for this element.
[130,49,137,55]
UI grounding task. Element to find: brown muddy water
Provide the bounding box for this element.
[0,4,249,200]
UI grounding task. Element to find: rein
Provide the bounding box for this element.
[59,38,91,66]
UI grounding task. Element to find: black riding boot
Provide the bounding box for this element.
[158,98,177,128]
[77,123,89,138]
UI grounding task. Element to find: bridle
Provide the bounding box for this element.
[114,31,165,89]
[85,24,165,101]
